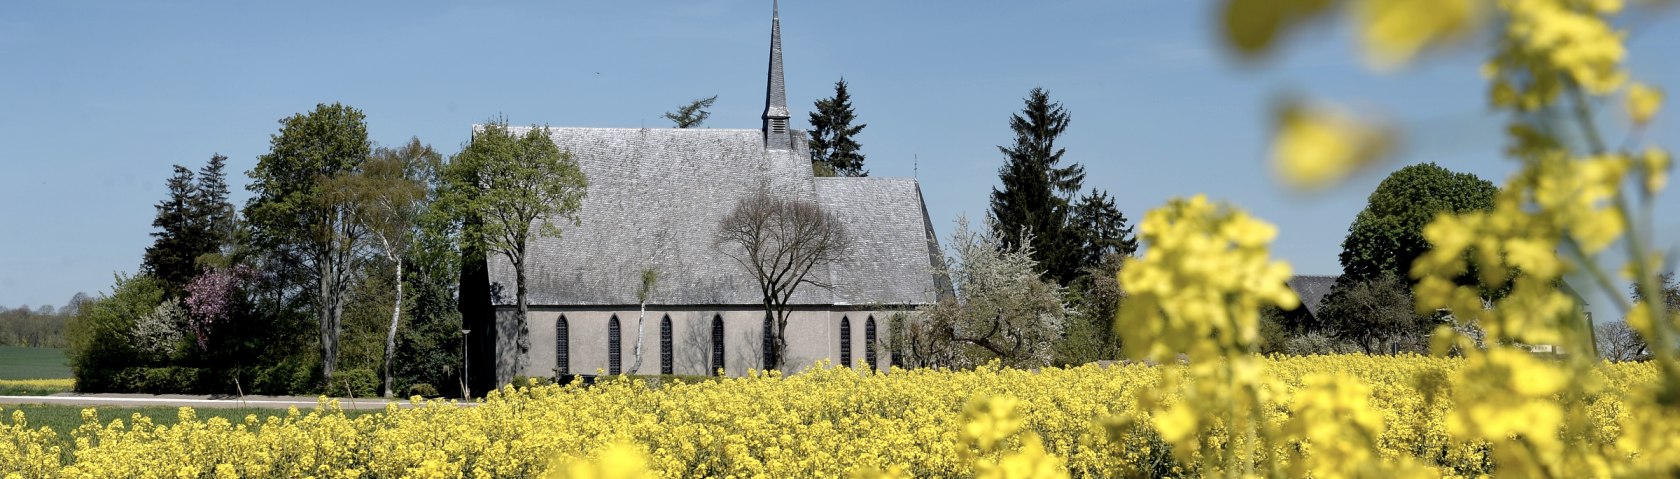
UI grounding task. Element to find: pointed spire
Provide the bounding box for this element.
[762,0,791,148]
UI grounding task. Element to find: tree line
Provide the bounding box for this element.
[0,296,86,348]
[66,104,587,398]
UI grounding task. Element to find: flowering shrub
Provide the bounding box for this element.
[183,265,253,350]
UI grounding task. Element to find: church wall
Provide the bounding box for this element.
[494,307,903,385]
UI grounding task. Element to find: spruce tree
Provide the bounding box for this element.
[193,154,236,260]
[989,87,1084,285]
[142,165,206,292]
[808,78,868,177]
[1070,189,1137,266]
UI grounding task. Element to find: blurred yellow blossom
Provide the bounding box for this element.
[1628,82,1664,125]
[1354,0,1487,67]
[1271,100,1394,190]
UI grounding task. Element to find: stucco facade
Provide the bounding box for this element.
[495,308,898,380]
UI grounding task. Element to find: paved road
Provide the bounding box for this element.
[0,393,477,410]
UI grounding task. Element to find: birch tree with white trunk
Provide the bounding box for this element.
[330,138,441,397]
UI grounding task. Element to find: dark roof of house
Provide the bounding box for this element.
[1286,274,1339,317]
[486,126,945,307]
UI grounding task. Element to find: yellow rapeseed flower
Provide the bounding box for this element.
[1628,82,1664,126]
[1353,0,1487,68]
[1271,100,1393,190]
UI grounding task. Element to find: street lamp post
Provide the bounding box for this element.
[461,329,471,399]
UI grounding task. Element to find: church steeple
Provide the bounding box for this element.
[762,0,791,149]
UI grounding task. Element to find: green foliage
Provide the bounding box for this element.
[334,138,437,263]
[0,298,80,348]
[1339,162,1497,283]
[663,95,717,128]
[1317,272,1437,353]
[193,154,237,265]
[67,274,167,392]
[141,165,206,292]
[406,382,439,398]
[330,368,380,397]
[245,356,320,395]
[440,118,587,375]
[989,88,1086,285]
[338,261,396,373]
[441,120,588,269]
[808,78,868,177]
[1055,253,1126,366]
[1257,306,1291,354]
[244,102,373,383]
[143,154,237,294]
[1070,190,1138,268]
[394,224,465,398]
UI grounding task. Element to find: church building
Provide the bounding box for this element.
[468,3,948,387]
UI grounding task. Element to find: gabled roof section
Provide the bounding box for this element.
[813,177,949,306]
[485,127,942,308]
[1286,274,1339,318]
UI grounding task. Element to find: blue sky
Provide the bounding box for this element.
[2,1,1676,315]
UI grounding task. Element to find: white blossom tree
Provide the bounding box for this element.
[901,217,1067,369]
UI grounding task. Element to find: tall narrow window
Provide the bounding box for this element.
[866,316,878,371]
[711,315,726,374]
[557,316,570,375]
[608,316,622,375]
[839,316,852,368]
[660,315,674,375]
[762,314,775,369]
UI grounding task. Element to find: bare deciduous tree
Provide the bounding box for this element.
[1597,321,1649,362]
[716,184,852,371]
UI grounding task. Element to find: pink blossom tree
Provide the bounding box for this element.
[183,265,252,350]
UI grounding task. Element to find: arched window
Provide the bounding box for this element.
[866,316,878,371]
[762,314,775,369]
[839,316,852,368]
[556,316,570,375]
[608,316,622,375]
[711,315,726,374]
[660,315,674,375]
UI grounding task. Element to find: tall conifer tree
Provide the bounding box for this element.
[808,78,868,177]
[193,154,236,260]
[989,88,1084,284]
[143,165,204,292]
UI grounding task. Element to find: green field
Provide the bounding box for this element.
[0,346,71,380]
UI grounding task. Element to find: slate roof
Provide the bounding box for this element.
[486,127,945,307]
[1286,275,1339,317]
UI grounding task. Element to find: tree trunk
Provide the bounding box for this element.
[319,257,339,383]
[382,258,403,398]
[630,301,646,375]
[773,306,790,371]
[514,254,530,378]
